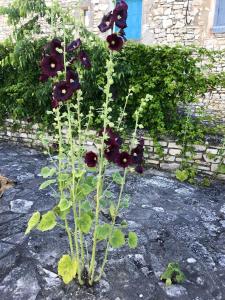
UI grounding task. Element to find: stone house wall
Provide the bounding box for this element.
[0,119,224,180]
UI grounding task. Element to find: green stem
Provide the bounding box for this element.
[88,56,114,285]
[66,102,83,284]
[96,169,127,282]
[56,107,75,258]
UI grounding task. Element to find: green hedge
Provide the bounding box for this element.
[0,37,224,137]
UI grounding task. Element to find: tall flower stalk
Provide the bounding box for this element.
[25,0,144,286]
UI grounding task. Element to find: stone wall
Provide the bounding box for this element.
[0,119,224,180]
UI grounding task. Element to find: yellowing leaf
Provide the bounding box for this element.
[58,255,77,284]
[25,211,41,235]
[37,211,56,232]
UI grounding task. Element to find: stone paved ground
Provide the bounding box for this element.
[0,141,225,300]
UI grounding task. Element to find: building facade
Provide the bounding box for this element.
[1,0,225,49]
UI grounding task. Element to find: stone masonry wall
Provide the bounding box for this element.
[0,119,224,180]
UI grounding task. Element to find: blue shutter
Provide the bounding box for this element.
[125,0,143,40]
[213,0,225,33]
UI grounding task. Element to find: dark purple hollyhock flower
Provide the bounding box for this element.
[116,151,132,168]
[53,81,74,102]
[139,138,144,147]
[98,127,122,147]
[135,165,144,174]
[52,143,59,150]
[98,11,114,33]
[50,38,63,55]
[67,38,82,52]
[106,33,124,51]
[113,0,128,29]
[66,68,81,91]
[78,51,92,69]
[39,73,49,82]
[51,98,59,109]
[84,151,98,167]
[41,54,64,78]
[104,144,120,163]
[131,145,144,164]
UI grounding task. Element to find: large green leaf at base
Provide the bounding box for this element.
[109,229,125,248]
[37,211,56,232]
[128,232,138,249]
[25,211,41,235]
[77,213,92,234]
[58,255,77,284]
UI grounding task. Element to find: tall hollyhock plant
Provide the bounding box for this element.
[25,0,146,287]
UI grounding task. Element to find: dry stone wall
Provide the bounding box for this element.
[0,119,224,180]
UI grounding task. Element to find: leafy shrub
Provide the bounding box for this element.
[0,0,224,140]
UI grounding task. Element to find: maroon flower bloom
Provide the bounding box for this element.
[98,127,122,147]
[66,68,81,91]
[135,165,144,174]
[52,143,59,150]
[39,73,49,82]
[67,38,82,52]
[104,144,120,163]
[106,33,124,51]
[40,54,64,78]
[51,98,59,109]
[78,51,92,69]
[116,151,131,168]
[50,38,63,55]
[98,11,114,33]
[53,81,74,102]
[85,151,98,167]
[131,145,144,164]
[113,0,128,29]
[139,138,144,147]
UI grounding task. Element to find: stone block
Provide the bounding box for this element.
[169,148,181,156]
[168,142,182,149]
[160,163,180,171]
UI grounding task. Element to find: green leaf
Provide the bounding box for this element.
[58,194,72,212]
[39,179,56,190]
[53,206,70,220]
[40,167,56,178]
[81,201,92,212]
[25,211,40,235]
[109,229,125,248]
[58,255,77,284]
[105,191,113,198]
[175,169,189,182]
[128,232,138,249]
[96,224,111,241]
[112,172,124,185]
[78,213,92,234]
[166,278,172,286]
[37,211,56,232]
